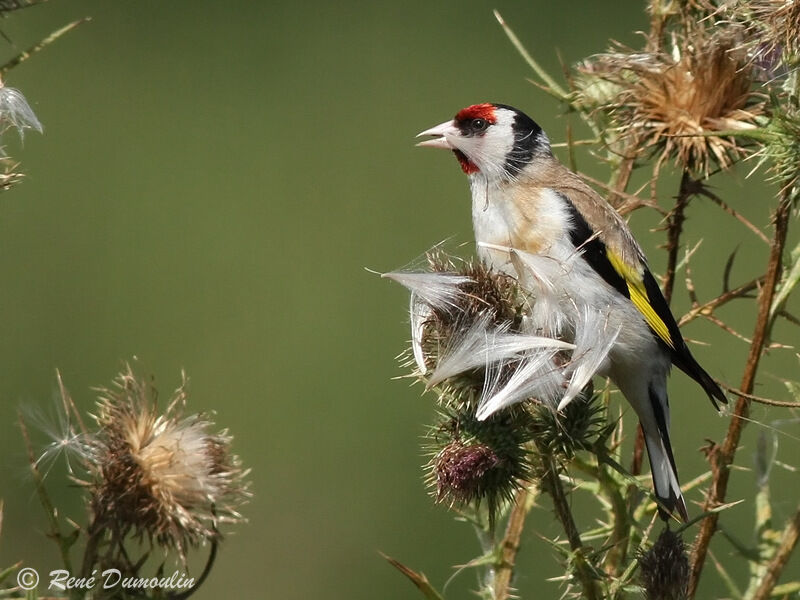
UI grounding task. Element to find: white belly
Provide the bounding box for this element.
[470,176,516,273]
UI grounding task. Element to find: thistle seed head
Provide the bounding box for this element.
[85,366,250,561]
[577,28,764,175]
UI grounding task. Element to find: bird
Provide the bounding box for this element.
[416,102,727,521]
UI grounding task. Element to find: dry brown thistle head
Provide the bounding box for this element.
[578,26,764,176]
[0,159,23,192]
[85,366,250,561]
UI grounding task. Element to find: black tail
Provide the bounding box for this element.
[672,347,727,410]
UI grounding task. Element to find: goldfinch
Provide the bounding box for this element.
[416,102,727,521]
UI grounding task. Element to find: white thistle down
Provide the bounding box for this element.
[383,271,473,311]
[0,86,42,139]
[409,294,433,373]
[476,344,567,420]
[558,305,621,411]
[383,271,473,374]
[427,312,574,388]
[387,247,620,419]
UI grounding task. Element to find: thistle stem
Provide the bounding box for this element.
[663,171,694,304]
[678,277,763,327]
[493,11,569,102]
[688,191,793,597]
[750,505,800,600]
[607,143,638,210]
[493,484,536,600]
[0,18,90,77]
[541,455,600,600]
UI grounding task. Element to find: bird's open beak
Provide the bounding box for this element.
[416,120,457,149]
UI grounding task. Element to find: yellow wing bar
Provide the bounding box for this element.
[606,250,674,350]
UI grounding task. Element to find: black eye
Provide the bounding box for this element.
[471,118,488,132]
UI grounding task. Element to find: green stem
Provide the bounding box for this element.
[750,506,800,600]
[541,454,601,600]
[493,11,570,102]
[0,18,90,77]
[493,484,536,600]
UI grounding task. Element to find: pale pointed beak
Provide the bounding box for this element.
[416,120,457,149]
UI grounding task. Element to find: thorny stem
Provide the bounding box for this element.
[688,191,793,598]
[541,454,600,600]
[493,485,536,600]
[80,515,103,579]
[750,505,800,600]
[697,186,770,245]
[607,145,638,210]
[721,383,800,408]
[573,456,630,576]
[678,277,763,327]
[663,171,694,304]
[168,537,219,600]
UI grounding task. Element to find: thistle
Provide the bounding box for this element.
[577,26,764,175]
[639,528,690,600]
[425,407,533,517]
[386,248,619,527]
[385,248,619,418]
[80,366,251,563]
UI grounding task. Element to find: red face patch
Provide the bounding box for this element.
[455,103,497,124]
[454,149,479,174]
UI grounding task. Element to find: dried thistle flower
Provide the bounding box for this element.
[83,366,250,561]
[752,0,800,62]
[0,84,41,192]
[577,27,764,175]
[639,528,690,600]
[0,160,23,191]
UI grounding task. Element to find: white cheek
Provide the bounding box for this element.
[457,135,509,180]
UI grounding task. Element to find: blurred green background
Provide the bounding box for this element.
[0,1,797,598]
